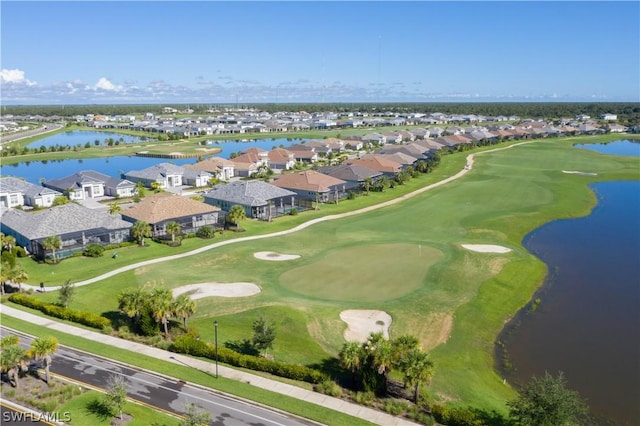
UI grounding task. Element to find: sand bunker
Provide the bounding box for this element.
[254,251,301,261]
[562,170,598,176]
[172,283,261,300]
[462,244,512,253]
[340,310,392,343]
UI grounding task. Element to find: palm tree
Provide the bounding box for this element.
[149,287,174,337]
[339,341,363,387]
[165,221,181,243]
[9,267,28,293]
[29,336,58,384]
[118,287,147,324]
[400,347,434,403]
[108,202,122,215]
[361,177,372,195]
[173,294,196,330]
[227,205,246,229]
[131,220,152,246]
[135,181,146,198]
[42,235,62,263]
[1,344,28,389]
[365,332,394,375]
[2,234,16,253]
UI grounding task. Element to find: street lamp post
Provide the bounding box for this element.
[214,321,219,378]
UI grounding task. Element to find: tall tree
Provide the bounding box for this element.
[507,371,589,426]
[9,267,28,293]
[131,220,152,246]
[29,336,59,384]
[339,341,364,387]
[42,235,62,263]
[165,221,181,243]
[118,287,147,324]
[173,293,196,330]
[400,347,434,403]
[251,315,277,357]
[149,287,174,337]
[227,205,246,228]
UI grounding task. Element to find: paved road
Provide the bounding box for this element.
[1,328,316,426]
[0,124,63,145]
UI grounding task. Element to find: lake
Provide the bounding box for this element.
[25,130,152,148]
[499,141,640,425]
[1,131,308,184]
[575,138,640,156]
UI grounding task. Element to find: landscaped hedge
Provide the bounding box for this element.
[170,333,327,384]
[8,294,111,330]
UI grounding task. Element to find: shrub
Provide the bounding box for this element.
[196,226,215,239]
[354,391,376,406]
[8,294,110,329]
[383,399,409,416]
[315,380,342,397]
[83,243,105,257]
[14,246,27,258]
[289,208,298,216]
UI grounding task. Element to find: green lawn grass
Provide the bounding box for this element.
[8,134,640,418]
[59,390,182,426]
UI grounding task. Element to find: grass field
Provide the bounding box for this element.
[7,134,639,417]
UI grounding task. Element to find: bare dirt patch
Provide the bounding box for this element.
[172,283,261,300]
[254,251,301,261]
[461,244,512,253]
[340,310,392,342]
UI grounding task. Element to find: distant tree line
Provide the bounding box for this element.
[2,102,639,125]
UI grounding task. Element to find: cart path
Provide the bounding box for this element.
[25,141,534,291]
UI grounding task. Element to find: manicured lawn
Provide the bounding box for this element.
[59,391,181,426]
[8,134,640,417]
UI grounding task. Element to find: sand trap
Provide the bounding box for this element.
[462,244,512,253]
[254,251,301,261]
[172,283,261,300]
[340,310,392,343]
[562,170,598,176]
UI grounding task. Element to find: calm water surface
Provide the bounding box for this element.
[1,132,306,183]
[575,139,640,156]
[501,140,640,425]
[25,130,150,148]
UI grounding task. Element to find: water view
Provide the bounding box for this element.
[575,139,640,156]
[500,141,640,425]
[1,131,308,184]
[25,130,151,148]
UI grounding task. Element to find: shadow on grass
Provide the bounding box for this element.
[224,339,259,356]
[86,397,113,420]
[101,310,130,329]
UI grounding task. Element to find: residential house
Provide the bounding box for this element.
[203,180,297,221]
[124,162,184,189]
[267,148,296,170]
[375,152,419,167]
[318,164,382,192]
[1,177,61,209]
[43,170,136,200]
[182,168,213,187]
[0,203,132,260]
[121,193,221,237]
[346,156,403,177]
[272,170,347,205]
[185,157,235,181]
[231,148,270,177]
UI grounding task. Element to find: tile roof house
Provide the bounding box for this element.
[230,148,269,177]
[0,177,61,209]
[203,180,297,221]
[120,193,221,237]
[375,152,419,167]
[346,156,403,176]
[317,164,383,192]
[266,148,296,170]
[124,162,184,189]
[43,170,135,200]
[272,170,347,204]
[0,203,132,260]
[181,168,213,187]
[185,157,235,180]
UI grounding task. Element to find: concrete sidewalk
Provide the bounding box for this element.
[1,305,420,426]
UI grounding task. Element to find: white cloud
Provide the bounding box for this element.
[0,69,36,86]
[94,77,122,92]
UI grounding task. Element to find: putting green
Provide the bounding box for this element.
[279,243,442,302]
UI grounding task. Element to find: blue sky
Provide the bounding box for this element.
[1,1,638,104]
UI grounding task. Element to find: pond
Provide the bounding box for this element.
[575,138,640,156]
[499,140,640,425]
[1,132,308,184]
[25,130,152,148]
